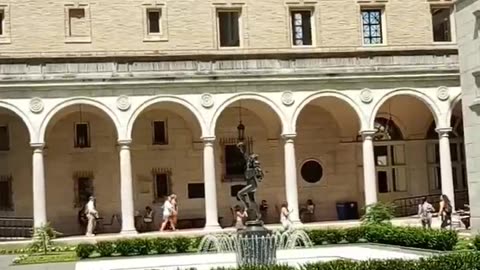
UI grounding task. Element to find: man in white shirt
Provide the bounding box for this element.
[85,196,99,236]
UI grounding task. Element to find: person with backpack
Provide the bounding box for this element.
[418,197,435,229]
[439,194,453,229]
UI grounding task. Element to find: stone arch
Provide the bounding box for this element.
[209,93,287,136]
[0,101,35,142]
[127,95,206,140]
[446,92,462,127]
[38,97,121,143]
[292,90,366,133]
[370,88,441,129]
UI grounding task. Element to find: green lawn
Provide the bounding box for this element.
[13,251,78,265]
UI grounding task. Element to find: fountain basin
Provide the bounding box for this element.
[75,244,436,270]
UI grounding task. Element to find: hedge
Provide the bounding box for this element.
[307,225,458,251]
[75,225,458,259]
[216,252,480,270]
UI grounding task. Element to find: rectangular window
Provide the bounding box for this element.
[74,123,90,148]
[374,146,388,166]
[68,8,89,37]
[431,7,452,42]
[0,10,4,36]
[230,184,246,197]
[187,183,205,199]
[218,10,240,47]
[75,177,93,207]
[377,170,388,193]
[392,167,407,192]
[152,121,168,145]
[0,175,13,211]
[147,9,161,34]
[0,125,9,151]
[361,9,383,45]
[154,173,170,200]
[290,10,312,46]
[225,144,246,178]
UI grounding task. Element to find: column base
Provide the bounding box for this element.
[290,219,303,229]
[203,224,222,232]
[120,229,138,235]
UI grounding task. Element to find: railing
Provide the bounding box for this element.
[392,190,469,217]
[0,216,33,240]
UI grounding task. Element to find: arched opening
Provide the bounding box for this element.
[214,99,282,226]
[425,101,468,209]
[44,104,120,236]
[0,107,32,238]
[372,95,442,214]
[130,102,203,231]
[294,97,362,222]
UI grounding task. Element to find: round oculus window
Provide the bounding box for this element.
[301,160,323,183]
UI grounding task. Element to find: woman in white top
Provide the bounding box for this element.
[160,196,176,231]
[280,202,292,230]
[234,205,248,230]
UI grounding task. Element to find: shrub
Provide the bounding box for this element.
[76,243,95,259]
[473,235,480,250]
[96,241,115,257]
[115,239,137,256]
[361,202,395,225]
[151,237,172,254]
[29,223,61,254]
[172,237,192,253]
[344,227,365,243]
[133,238,151,255]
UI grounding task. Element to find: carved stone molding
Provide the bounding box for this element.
[360,89,373,104]
[116,95,131,111]
[437,86,450,101]
[281,91,295,106]
[29,97,44,113]
[200,93,214,108]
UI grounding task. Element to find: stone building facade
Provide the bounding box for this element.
[0,0,467,235]
[455,0,480,231]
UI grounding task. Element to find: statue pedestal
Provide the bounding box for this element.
[236,220,277,266]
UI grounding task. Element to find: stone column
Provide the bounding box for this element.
[282,134,301,224]
[361,130,378,206]
[32,143,47,228]
[202,137,220,230]
[436,128,456,210]
[118,140,137,234]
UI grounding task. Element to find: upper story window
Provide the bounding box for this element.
[0,125,9,151]
[217,10,241,47]
[0,10,4,36]
[152,120,168,145]
[290,10,313,46]
[147,9,161,34]
[431,7,453,42]
[65,4,91,43]
[361,9,384,45]
[74,122,90,148]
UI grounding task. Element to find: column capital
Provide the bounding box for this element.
[435,127,452,137]
[118,139,132,146]
[30,143,45,151]
[201,136,216,143]
[281,133,297,140]
[359,129,376,139]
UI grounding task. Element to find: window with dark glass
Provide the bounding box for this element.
[152,121,168,145]
[68,8,88,37]
[300,160,323,183]
[154,173,169,199]
[230,184,245,197]
[188,183,205,199]
[0,11,4,36]
[74,123,90,148]
[0,175,13,210]
[75,177,93,207]
[218,10,240,47]
[377,171,388,193]
[0,126,9,151]
[291,10,312,46]
[147,9,161,34]
[225,145,245,178]
[431,7,452,42]
[361,9,383,45]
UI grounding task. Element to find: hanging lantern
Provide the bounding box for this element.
[237,121,245,142]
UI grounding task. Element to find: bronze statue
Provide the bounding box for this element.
[236,142,265,221]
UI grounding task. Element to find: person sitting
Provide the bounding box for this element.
[143,206,154,232]
[306,199,315,223]
[234,205,248,230]
[259,200,268,223]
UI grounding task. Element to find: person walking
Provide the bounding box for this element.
[439,194,453,229]
[170,194,178,229]
[418,197,435,229]
[160,195,176,231]
[280,202,292,230]
[84,196,99,237]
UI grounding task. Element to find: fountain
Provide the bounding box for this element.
[198,142,312,266]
